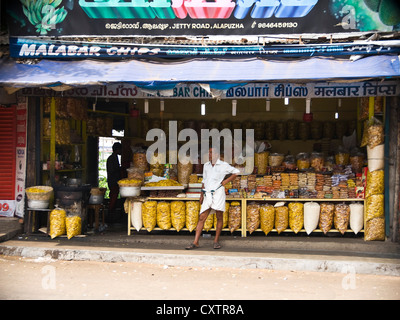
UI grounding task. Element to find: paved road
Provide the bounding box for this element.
[0,255,399,300]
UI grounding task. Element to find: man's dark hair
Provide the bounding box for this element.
[112,142,122,152]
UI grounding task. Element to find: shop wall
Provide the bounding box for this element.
[387,96,400,242]
[134,97,358,155]
[141,97,356,122]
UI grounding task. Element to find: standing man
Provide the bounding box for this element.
[107,142,122,214]
[186,147,240,250]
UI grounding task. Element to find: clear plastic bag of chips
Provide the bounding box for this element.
[171,201,186,232]
[66,215,82,239]
[260,204,275,236]
[228,201,241,233]
[131,201,143,232]
[49,208,66,239]
[367,119,384,148]
[319,203,335,234]
[304,202,320,235]
[265,120,275,140]
[366,170,384,198]
[361,117,384,148]
[366,194,384,222]
[203,213,214,232]
[247,202,260,234]
[288,202,304,234]
[275,121,287,140]
[275,204,288,234]
[157,201,171,230]
[334,203,350,235]
[349,203,364,235]
[214,202,229,229]
[178,161,193,185]
[255,151,269,175]
[142,201,157,232]
[365,217,385,241]
[186,201,200,232]
[133,151,149,172]
[287,119,298,140]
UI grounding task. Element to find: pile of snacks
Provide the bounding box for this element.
[229,169,363,200]
[144,179,182,187]
[26,186,53,201]
[118,178,143,187]
[49,208,81,239]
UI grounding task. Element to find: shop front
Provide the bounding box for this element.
[2,0,400,242]
[1,74,398,242]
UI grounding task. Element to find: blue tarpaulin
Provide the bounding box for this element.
[0,55,399,90]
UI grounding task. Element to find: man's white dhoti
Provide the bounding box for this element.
[200,187,226,214]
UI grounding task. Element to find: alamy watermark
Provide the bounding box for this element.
[145,121,255,174]
[41,265,56,290]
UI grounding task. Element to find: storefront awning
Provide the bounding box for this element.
[0,55,399,92]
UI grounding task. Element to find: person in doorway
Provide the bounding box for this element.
[107,142,122,213]
[186,147,240,250]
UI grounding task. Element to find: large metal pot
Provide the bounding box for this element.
[54,184,91,207]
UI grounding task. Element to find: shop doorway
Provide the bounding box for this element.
[98,130,124,199]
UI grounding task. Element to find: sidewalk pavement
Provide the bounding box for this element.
[0,218,399,277]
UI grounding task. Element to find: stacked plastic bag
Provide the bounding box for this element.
[362,116,385,240]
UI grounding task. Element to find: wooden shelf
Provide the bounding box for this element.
[127,197,365,238]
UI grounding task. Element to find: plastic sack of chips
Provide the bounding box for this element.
[66,215,82,239]
[131,201,143,232]
[171,201,186,232]
[334,203,350,235]
[275,203,288,234]
[304,202,320,235]
[247,202,260,234]
[367,144,384,172]
[288,202,304,234]
[157,201,171,230]
[260,204,275,236]
[319,203,335,234]
[203,213,214,232]
[178,161,193,185]
[228,201,241,233]
[365,217,385,241]
[133,151,149,172]
[49,208,66,239]
[361,117,384,148]
[366,194,384,222]
[366,170,384,198]
[186,201,200,232]
[255,151,269,175]
[214,202,229,229]
[349,203,364,235]
[142,201,157,232]
[367,120,384,148]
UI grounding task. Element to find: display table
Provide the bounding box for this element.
[26,207,52,235]
[127,197,365,237]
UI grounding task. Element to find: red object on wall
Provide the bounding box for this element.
[0,105,17,200]
[303,112,313,122]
